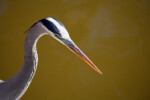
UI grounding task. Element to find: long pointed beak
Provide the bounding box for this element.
[64,39,102,74]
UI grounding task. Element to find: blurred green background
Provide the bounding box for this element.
[0,0,150,100]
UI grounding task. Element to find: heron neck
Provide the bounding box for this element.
[0,22,47,100]
[14,23,47,99]
[24,23,46,57]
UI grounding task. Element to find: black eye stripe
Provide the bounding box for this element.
[40,18,62,37]
[51,18,65,28]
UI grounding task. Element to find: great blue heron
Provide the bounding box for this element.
[0,17,102,100]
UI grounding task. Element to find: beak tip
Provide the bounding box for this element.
[99,71,103,75]
[97,70,102,75]
[65,40,102,75]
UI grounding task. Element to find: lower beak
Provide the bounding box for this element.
[64,39,102,74]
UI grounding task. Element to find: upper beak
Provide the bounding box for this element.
[63,39,102,74]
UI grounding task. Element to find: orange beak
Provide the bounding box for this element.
[64,39,102,74]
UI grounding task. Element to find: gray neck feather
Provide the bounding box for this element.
[0,22,47,100]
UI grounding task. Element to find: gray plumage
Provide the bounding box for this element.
[0,22,47,100]
[0,80,3,84]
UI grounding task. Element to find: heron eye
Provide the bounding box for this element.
[54,34,61,38]
[54,34,58,37]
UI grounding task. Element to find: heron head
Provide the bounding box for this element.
[40,17,71,45]
[39,17,102,74]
